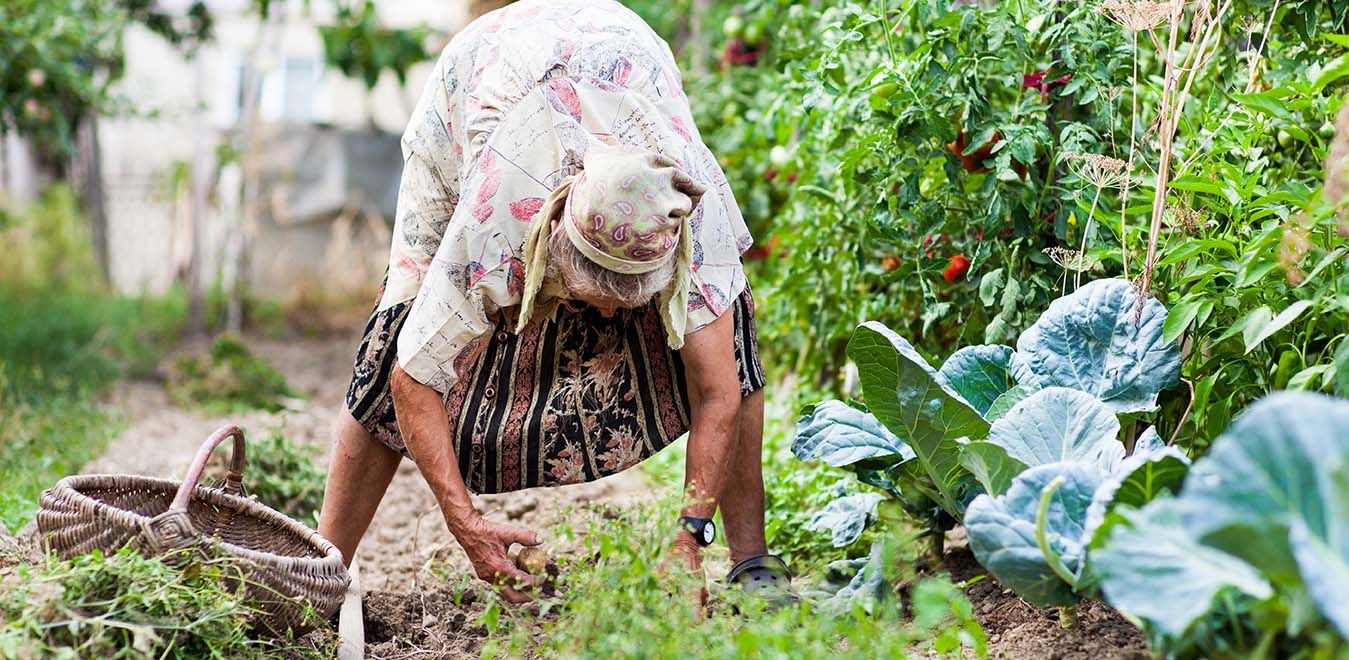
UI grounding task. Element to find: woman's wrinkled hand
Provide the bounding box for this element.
[451,515,542,604]
[663,533,709,615]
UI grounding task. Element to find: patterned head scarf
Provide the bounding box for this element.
[518,143,706,349]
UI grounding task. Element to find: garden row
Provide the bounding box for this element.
[795,278,1347,656]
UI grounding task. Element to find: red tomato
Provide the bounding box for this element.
[943,255,970,283]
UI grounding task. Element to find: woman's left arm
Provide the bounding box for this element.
[673,309,742,561]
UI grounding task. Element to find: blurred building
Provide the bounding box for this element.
[97,0,470,300]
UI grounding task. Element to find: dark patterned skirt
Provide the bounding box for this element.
[345,286,765,494]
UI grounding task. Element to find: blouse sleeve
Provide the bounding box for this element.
[395,256,509,393]
[378,49,464,312]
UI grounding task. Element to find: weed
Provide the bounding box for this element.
[481,496,986,659]
[640,378,866,571]
[168,336,294,413]
[0,548,333,658]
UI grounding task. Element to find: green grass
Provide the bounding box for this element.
[0,288,183,532]
[479,495,986,659]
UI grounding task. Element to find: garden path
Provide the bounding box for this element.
[84,332,649,658]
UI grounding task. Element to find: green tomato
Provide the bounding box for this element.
[1277,129,1292,147]
[1319,121,1336,139]
[743,22,764,47]
[722,16,744,39]
[871,81,899,100]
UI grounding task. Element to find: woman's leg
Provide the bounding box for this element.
[318,410,403,566]
[718,388,769,564]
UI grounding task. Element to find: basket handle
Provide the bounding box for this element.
[170,424,247,513]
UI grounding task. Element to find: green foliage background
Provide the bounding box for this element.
[625,0,1349,445]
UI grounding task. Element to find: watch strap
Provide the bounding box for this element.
[678,516,715,547]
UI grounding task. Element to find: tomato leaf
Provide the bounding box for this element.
[1242,300,1313,354]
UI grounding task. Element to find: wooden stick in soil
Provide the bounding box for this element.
[337,560,363,660]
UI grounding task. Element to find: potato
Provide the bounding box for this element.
[514,546,548,575]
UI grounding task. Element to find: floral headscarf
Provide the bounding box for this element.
[518,142,706,349]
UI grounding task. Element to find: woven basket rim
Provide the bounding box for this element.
[47,473,345,572]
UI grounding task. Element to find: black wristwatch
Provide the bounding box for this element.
[679,516,716,547]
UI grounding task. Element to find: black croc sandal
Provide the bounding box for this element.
[726,555,800,607]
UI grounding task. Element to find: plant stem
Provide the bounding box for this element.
[930,529,945,559]
[1034,475,1078,588]
[875,0,899,67]
[1076,184,1105,289]
[1139,6,1185,308]
[1121,30,1139,281]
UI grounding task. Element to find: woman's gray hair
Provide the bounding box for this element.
[546,229,676,306]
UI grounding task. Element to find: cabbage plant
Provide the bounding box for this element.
[794,278,1185,593]
[1091,392,1349,657]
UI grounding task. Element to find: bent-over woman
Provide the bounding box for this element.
[318,0,791,604]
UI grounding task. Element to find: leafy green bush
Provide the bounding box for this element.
[627,0,1349,420]
[1092,392,1349,657]
[0,548,331,659]
[168,336,294,413]
[0,186,103,294]
[0,0,212,156]
[319,0,431,90]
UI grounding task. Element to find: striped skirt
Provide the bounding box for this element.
[345,287,765,494]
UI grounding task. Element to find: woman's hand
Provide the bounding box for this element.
[452,514,543,604]
[390,365,543,604]
[664,532,709,613]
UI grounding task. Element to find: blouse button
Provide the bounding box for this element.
[484,385,497,398]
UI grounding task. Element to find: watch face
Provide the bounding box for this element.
[701,522,715,545]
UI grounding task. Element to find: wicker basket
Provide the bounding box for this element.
[36,425,350,634]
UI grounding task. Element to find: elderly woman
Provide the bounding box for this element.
[317,0,789,604]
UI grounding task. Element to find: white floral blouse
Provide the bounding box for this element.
[383,0,752,393]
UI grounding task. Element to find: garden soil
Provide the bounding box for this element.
[71,330,1148,658]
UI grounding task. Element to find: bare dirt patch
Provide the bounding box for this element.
[943,545,1148,659]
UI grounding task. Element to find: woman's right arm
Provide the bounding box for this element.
[390,364,541,603]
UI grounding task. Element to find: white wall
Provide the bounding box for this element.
[99,0,467,297]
